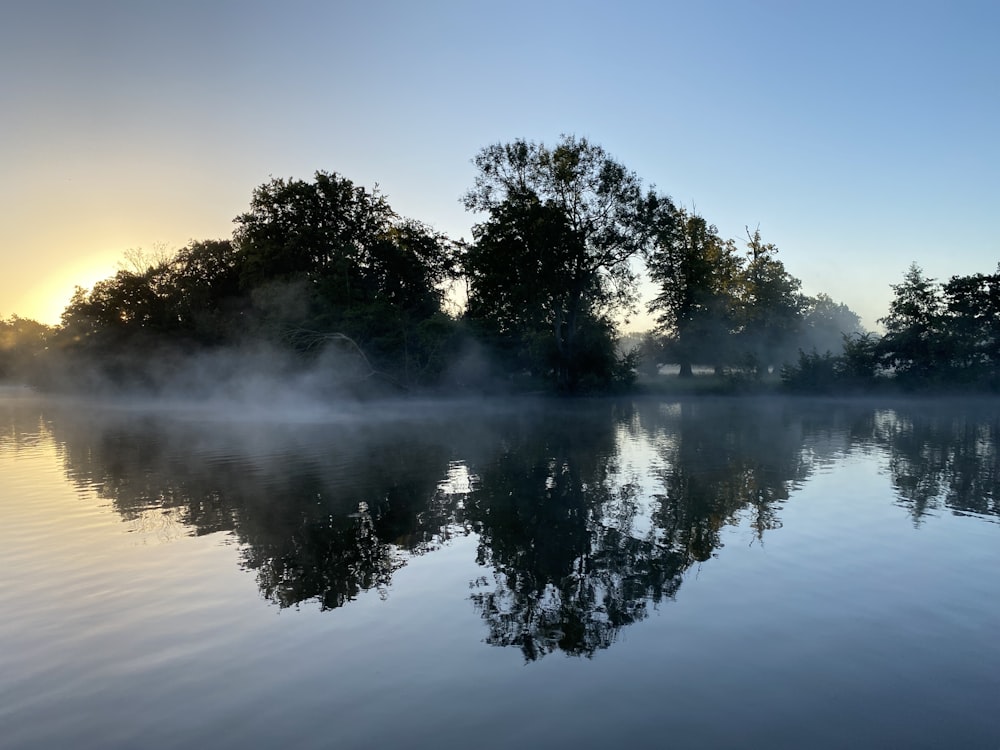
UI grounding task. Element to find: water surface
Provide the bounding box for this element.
[1,390,998,748]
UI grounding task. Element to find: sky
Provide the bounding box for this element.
[2,0,997,331]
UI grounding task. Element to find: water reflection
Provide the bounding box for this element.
[2,393,999,660]
[465,403,679,659]
[873,402,1000,522]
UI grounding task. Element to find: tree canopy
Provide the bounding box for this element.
[646,211,740,376]
[4,135,992,396]
[463,135,657,391]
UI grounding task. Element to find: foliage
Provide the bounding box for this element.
[0,316,53,382]
[940,270,1000,385]
[49,172,459,392]
[27,143,1000,397]
[870,264,1000,390]
[463,136,654,391]
[645,221,854,383]
[799,293,864,354]
[646,210,741,376]
[877,264,947,385]
[232,172,457,385]
[734,228,804,376]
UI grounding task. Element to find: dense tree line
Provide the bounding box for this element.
[3,134,995,394]
[0,315,52,382]
[643,216,863,379]
[780,263,1000,392]
[49,175,461,394]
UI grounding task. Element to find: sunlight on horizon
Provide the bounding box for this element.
[25,257,121,326]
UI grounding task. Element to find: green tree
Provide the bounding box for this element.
[646,211,742,376]
[734,229,804,376]
[233,171,456,384]
[941,269,1000,384]
[462,136,655,391]
[878,263,945,384]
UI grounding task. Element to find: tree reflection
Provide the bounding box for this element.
[5,394,998,662]
[42,404,468,610]
[464,403,689,660]
[874,402,1000,522]
[637,400,816,556]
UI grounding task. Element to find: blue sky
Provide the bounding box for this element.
[2,0,997,329]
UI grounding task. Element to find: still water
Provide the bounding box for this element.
[1,388,998,748]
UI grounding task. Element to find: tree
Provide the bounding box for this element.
[462,136,656,391]
[168,239,243,341]
[878,263,945,383]
[646,210,742,376]
[941,269,1000,383]
[734,229,804,376]
[0,316,52,382]
[233,171,456,384]
[798,293,864,355]
[58,250,178,344]
[234,172,452,312]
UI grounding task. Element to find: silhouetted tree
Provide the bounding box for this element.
[878,263,946,384]
[233,171,456,385]
[941,269,1000,385]
[646,210,742,376]
[463,136,655,391]
[168,239,244,341]
[733,229,804,376]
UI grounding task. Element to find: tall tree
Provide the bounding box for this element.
[735,229,804,375]
[646,210,742,376]
[233,171,455,383]
[878,263,945,383]
[463,136,656,391]
[942,269,1000,382]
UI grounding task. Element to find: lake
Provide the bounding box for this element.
[1,388,998,749]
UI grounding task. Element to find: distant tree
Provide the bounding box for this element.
[646,210,742,376]
[941,269,1000,383]
[798,293,864,355]
[0,316,52,382]
[734,229,804,376]
[463,136,656,391]
[624,331,667,378]
[839,331,882,382]
[878,263,945,383]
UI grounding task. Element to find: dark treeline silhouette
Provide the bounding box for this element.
[5,395,995,661]
[782,263,1000,392]
[3,135,996,393]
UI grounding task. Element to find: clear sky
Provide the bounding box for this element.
[2,0,997,330]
